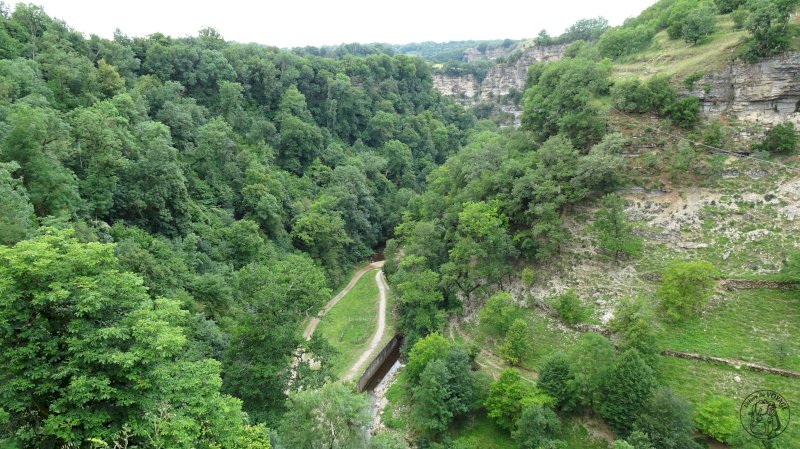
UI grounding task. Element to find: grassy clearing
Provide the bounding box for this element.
[469,310,583,372]
[656,289,800,371]
[315,268,379,377]
[661,356,800,447]
[613,16,746,81]
[451,414,517,449]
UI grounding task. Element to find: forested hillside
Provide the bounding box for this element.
[3,0,800,448]
[0,3,475,447]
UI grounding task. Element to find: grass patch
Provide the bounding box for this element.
[451,413,517,449]
[316,269,380,377]
[382,371,410,431]
[660,356,800,448]
[613,16,747,81]
[470,310,582,372]
[656,289,800,371]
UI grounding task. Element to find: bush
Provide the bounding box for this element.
[683,71,705,90]
[695,397,739,443]
[664,97,701,128]
[731,8,748,29]
[537,354,574,410]
[599,25,656,59]
[512,404,562,449]
[681,5,717,44]
[499,318,531,366]
[479,292,518,335]
[657,260,719,321]
[598,350,657,435]
[612,78,652,113]
[754,122,798,155]
[554,289,586,324]
[634,387,700,449]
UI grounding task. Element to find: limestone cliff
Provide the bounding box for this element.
[432,44,568,103]
[686,52,800,126]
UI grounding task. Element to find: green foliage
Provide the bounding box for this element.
[610,296,659,360]
[683,5,716,44]
[669,140,698,180]
[753,122,798,154]
[278,383,369,449]
[499,318,531,366]
[620,431,655,449]
[634,387,699,449]
[593,194,643,262]
[611,75,678,116]
[394,259,447,351]
[656,259,719,321]
[521,57,611,148]
[0,230,259,447]
[479,292,519,335]
[485,370,551,432]
[521,267,536,287]
[664,97,701,128]
[731,7,749,29]
[411,346,476,435]
[694,396,739,443]
[406,333,452,386]
[780,250,800,281]
[553,289,586,324]
[598,25,656,58]
[567,333,617,410]
[718,0,747,14]
[369,432,409,449]
[0,161,34,245]
[537,354,574,410]
[598,350,657,435]
[444,201,517,296]
[511,404,562,449]
[739,0,800,62]
[683,71,705,90]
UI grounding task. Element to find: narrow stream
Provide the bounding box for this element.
[367,359,403,438]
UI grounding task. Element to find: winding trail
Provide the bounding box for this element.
[302,260,384,341]
[344,269,388,381]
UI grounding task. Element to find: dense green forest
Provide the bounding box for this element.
[0,2,476,447]
[2,0,800,448]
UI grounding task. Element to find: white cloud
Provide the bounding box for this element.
[22,0,657,48]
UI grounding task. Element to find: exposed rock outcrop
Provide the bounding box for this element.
[479,44,568,102]
[432,44,568,103]
[431,73,479,100]
[686,52,800,126]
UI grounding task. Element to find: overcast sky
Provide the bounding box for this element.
[24,0,657,48]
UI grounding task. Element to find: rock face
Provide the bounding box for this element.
[432,44,568,104]
[688,52,800,126]
[479,44,568,102]
[431,73,479,100]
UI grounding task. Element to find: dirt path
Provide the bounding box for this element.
[344,269,388,381]
[302,261,385,341]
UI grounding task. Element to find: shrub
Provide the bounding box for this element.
[537,354,574,410]
[695,397,739,443]
[554,289,586,324]
[664,97,700,128]
[656,259,719,321]
[754,122,797,155]
[683,71,705,90]
[479,292,518,335]
[499,318,531,366]
[731,8,748,29]
[598,350,657,435]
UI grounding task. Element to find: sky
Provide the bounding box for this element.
[24,0,658,48]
